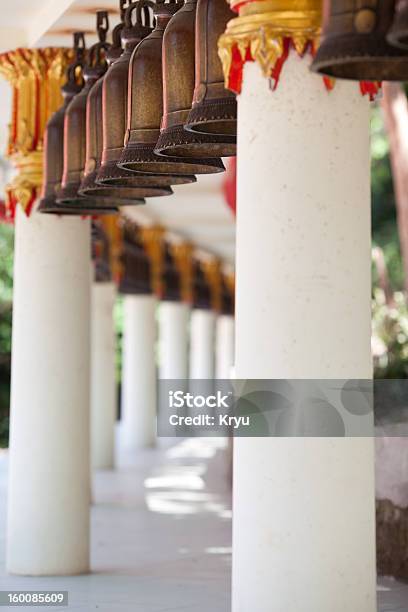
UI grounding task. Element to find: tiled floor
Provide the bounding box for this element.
[0,438,407,611]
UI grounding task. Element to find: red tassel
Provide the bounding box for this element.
[323,76,335,92]
[271,38,291,89]
[360,81,382,101]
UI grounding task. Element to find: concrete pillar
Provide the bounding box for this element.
[121,294,157,449]
[91,282,116,470]
[189,308,216,379]
[232,56,376,611]
[215,314,234,379]
[7,207,91,575]
[159,301,190,379]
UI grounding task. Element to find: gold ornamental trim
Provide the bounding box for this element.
[141,226,165,298]
[0,47,72,216]
[202,259,222,313]
[100,216,124,283]
[171,242,194,304]
[224,272,235,299]
[218,0,321,93]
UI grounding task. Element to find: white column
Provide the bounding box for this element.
[215,314,234,379]
[233,56,376,611]
[91,282,116,470]
[189,308,216,379]
[121,294,157,449]
[7,207,91,576]
[159,301,190,379]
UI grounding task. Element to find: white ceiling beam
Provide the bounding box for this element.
[27,0,77,47]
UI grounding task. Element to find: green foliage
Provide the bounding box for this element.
[371,105,404,291]
[0,223,13,447]
[372,289,408,378]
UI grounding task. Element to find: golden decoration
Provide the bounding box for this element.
[224,271,235,298]
[218,0,322,91]
[202,258,222,312]
[171,242,194,304]
[141,226,165,297]
[0,47,72,215]
[100,215,124,283]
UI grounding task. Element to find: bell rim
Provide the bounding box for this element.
[38,196,119,215]
[184,118,237,138]
[155,139,236,159]
[96,160,197,187]
[79,170,168,200]
[56,188,121,211]
[387,29,408,50]
[185,98,237,138]
[154,124,234,161]
[119,143,225,175]
[311,35,408,81]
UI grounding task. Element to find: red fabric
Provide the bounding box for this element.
[323,76,335,92]
[230,0,252,12]
[270,38,291,90]
[227,45,252,94]
[225,34,382,100]
[360,81,382,101]
[6,189,37,220]
[223,157,237,216]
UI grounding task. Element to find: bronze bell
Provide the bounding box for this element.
[154,0,234,159]
[56,12,118,212]
[388,0,408,48]
[184,0,236,141]
[79,9,170,202]
[98,1,193,189]
[118,0,224,176]
[39,33,86,214]
[311,0,408,81]
[39,33,118,216]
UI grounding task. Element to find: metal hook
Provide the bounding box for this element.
[73,31,86,60]
[125,0,154,28]
[97,10,109,42]
[119,0,131,21]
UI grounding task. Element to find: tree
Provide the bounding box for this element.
[381,83,408,293]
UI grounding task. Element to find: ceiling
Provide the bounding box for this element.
[0,0,236,265]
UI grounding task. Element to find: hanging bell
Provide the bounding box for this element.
[56,12,118,213]
[118,0,223,176]
[184,0,237,143]
[39,33,86,214]
[154,0,234,159]
[311,0,408,81]
[79,11,170,202]
[39,33,118,216]
[388,0,408,48]
[98,0,193,189]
